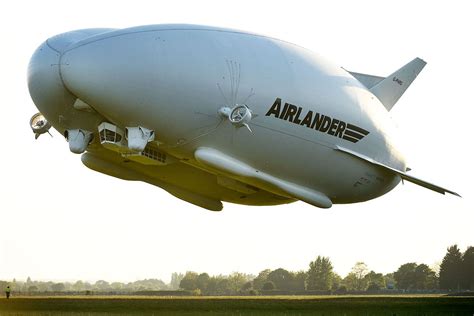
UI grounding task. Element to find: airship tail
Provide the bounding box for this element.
[350,58,427,111]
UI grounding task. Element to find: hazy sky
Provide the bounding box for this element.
[1,0,472,283]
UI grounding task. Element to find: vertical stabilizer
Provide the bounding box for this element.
[370,58,426,111]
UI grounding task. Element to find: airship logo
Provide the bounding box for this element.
[265,98,369,143]
[393,77,403,85]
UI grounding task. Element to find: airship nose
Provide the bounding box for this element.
[27,38,74,133]
[27,29,114,134]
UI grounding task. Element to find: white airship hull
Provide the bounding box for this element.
[27,25,458,211]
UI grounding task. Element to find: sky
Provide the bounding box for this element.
[0,0,472,284]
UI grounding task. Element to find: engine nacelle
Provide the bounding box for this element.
[66,129,93,154]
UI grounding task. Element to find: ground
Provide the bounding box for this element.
[0,295,474,315]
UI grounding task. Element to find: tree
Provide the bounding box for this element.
[94,280,110,291]
[38,281,53,292]
[179,272,198,291]
[292,271,307,291]
[342,273,358,291]
[241,281,253,292]
[331,273,342,291]
[366,282,381,292]
[253,269,271,290]
[335,285,347,294]
[306,256,333,291]
[364,271,385,291]
[72,280,85,292]
[169,273,184,290]
[262,281,275,291]
[110,282,124,290]
[204,276,218,295]
[267,268,293,291]
[228,272,251,293]
[394,263,437,290]
[462,246,474,290]
[384,273,395,289]
[51,283,65,292]
[131,279,167,291]
[394,263,417,290]
[439,245,463,290]
[216,277,231,295]
[83,282,93,291]
[414,264,437,290]
[0,281,8,293]
[349,262,369,291]
[196,273,210,293]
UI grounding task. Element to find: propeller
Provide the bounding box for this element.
[216,60,256,132]
[228,104,253,132]
[30,113,52,139]
[188,60,257,146]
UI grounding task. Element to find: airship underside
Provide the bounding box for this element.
[27,24,459,211]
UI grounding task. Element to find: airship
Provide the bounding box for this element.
[27,24,459,211]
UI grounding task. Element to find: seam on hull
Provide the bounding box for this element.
[62,27,312,55]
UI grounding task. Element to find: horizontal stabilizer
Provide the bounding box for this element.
[335,146,461,197]
[369,58,426,111]
[349,72,385,89]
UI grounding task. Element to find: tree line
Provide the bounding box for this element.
[1,245,472,295]
[0,278,170,294]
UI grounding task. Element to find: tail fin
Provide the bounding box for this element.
[369,57,427,111]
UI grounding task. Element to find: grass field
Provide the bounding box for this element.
[0,295,473,315]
